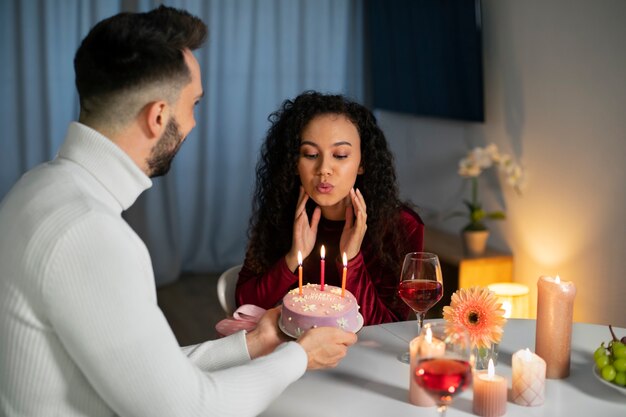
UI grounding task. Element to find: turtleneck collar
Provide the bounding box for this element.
[57,122,152,211]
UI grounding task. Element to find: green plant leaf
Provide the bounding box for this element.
[486,211,506,220]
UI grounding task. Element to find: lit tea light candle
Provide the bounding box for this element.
[512,348,546,406]
[473,359,507,417]
[535,275,576,378]
[320,245,326,291]
[297,251,303,296]
[487,282,530,318]
[341,252,347,297]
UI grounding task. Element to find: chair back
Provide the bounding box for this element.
[217,264,242,316]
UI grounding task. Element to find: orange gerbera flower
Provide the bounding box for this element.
[443,286,506,349]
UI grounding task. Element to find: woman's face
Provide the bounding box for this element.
[297,113,363,220]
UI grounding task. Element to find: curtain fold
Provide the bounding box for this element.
[0,0,364,285]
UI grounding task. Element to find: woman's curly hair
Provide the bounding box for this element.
[246,91,410,274]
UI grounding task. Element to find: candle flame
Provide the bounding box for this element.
[342,252,347,267]
[297,251,302,265]
[425,327,433,344]
[523,348,532,361]
[487,358,495,377]
[320,245,325,259]
[555,275,560,284]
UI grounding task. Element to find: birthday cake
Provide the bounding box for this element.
[279,283,362,337]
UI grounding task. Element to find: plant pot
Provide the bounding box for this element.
[462,229,490,257]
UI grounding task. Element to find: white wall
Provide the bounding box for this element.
[379,0,626,327]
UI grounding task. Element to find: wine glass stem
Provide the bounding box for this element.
[437,405,447,417]
[416,312,426,335]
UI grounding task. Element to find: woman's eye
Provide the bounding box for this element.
[302,153,318,159]
[334,154,348,159]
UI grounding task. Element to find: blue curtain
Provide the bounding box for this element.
[0,0,364,285]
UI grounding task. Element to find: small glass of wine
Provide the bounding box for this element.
[397,252,444,363]
[415,322,473,417]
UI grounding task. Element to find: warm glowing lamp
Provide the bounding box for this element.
[487,283,530,318]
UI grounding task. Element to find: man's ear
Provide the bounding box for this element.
[144,100,168,139]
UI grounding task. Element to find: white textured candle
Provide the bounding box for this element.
[512,348,546,406]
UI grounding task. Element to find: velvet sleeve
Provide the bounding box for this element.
[235,258,298,309]
[343,208,425,325]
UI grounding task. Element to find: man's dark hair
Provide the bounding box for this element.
[74,5,207,125]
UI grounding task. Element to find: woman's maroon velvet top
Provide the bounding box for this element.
[235,207,424,325]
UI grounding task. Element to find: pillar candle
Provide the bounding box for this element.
[512,348,546,406]
[472,359,507,417]
[297,251,303,296]
[535,275,576,378]
[409,328,445,407]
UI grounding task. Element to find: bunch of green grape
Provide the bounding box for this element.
[594,325,626,387]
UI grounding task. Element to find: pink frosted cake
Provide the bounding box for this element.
[280,283,361,337]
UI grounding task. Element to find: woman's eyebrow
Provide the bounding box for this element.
[299,140,352,147]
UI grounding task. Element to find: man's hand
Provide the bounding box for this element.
[297,327,358,370]
[245,307,289,359]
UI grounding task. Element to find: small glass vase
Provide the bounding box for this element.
[472,343,499,370]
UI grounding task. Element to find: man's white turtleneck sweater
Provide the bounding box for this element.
[0,123,306,416]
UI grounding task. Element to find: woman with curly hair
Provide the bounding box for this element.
[235,91,424,325]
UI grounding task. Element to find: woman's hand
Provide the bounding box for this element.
[340,188,367,260]
[285,187,321,271]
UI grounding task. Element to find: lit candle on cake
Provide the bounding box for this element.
[297,251,303,296]
[320,245,326,291]
[512,348,546,406]
[341,252,347,297]
[473,359,507,417]
[535,275,576,378]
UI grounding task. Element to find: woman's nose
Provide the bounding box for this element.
[317,156,332,176]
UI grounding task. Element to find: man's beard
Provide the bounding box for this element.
[147,116,185,178]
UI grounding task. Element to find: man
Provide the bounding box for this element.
[0,6,356,417]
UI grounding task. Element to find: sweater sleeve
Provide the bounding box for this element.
[44,213,306,417]
[343,207,425,325]
[235,257,297,309]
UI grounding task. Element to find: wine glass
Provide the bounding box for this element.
[397,252,444,363]
[414,322,472,417]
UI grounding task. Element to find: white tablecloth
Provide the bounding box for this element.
[260,319,626,416]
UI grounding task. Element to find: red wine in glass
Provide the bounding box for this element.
[398,280,443,312]
[397,252,444,363]
[414,323,472,417]
[415,358,473,401]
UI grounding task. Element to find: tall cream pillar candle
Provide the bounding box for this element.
[535,275,576,378]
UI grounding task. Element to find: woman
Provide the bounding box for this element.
[236,91,424,325]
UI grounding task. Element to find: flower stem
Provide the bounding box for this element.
[472,176,479,208]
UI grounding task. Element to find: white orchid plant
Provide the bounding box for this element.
[454,144,525,231]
